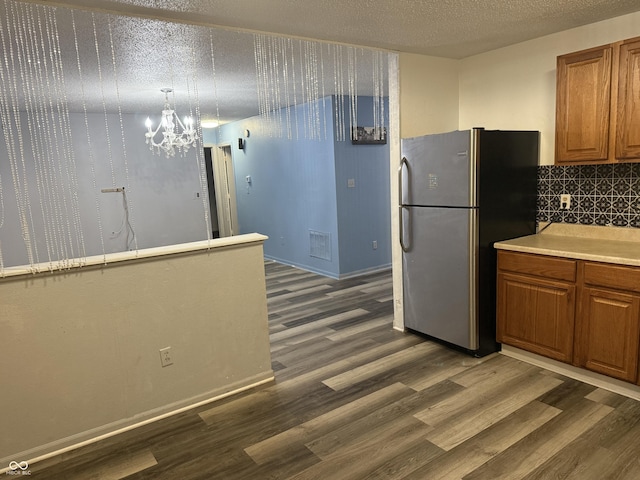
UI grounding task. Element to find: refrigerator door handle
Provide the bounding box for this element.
[399,205,410,252]
[398,156,409,207]
[398,157,410,252]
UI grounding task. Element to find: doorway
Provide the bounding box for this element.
[205,144,239,238]
[203,147,220,238]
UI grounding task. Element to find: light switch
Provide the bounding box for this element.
[347,178,355,188]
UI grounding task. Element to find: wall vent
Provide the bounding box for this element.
[309,230,331,261]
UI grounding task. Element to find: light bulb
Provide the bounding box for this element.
[145,117,152,129]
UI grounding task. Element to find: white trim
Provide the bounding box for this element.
[0,233,268,279]
[263,254,340,279]
[388,52,403,332]
[263,254,390,280]
[0,374,274,473]
[338,264,392,279]
[501,345,640,401]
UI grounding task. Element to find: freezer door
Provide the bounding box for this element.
[402,206,478,350]
[400,130,476,207]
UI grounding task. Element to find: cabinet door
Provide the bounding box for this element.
[497,272,575,362]
[577,287,640,382]
[555,45,612,163]
[616,37,640,160]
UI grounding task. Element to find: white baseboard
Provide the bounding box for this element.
[263,255,391,280]
[501,345,640,401]
[337,264,392,279]
[0,372,274,473]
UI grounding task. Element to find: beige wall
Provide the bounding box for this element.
[0,235,273,466]
[399,11,640,165]
[399,53,459,138]
[459,11,640,165]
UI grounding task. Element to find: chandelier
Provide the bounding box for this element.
[144,88,198,157]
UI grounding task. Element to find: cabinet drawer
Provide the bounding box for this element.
[583,262,640,293]
[498,251,577,282]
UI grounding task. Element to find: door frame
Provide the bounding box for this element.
[207,142,239,237]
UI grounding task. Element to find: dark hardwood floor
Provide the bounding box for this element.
[30,261,640,479]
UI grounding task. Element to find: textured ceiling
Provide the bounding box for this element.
[4,0,640,124]
[43,0,640,58]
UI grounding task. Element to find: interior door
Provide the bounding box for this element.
[213,145,239,237]
[204,147,220,238]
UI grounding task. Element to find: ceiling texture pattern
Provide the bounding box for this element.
[4,0,640,124]
[40,0,640,58]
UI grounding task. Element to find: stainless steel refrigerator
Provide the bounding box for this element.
[399,128,539,356]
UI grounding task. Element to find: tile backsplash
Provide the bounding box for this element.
[537,163,640,228]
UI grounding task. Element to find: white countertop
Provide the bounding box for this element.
[494,223,640,267]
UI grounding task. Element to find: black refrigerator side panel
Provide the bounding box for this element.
[476,130,540,355]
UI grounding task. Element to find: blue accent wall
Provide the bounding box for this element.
[208,96,390,278]
[334,96,391,275]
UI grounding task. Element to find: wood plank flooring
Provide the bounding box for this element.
[29,261,640,479]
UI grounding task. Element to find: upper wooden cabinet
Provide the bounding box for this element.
[556,45,612,163]
[555,36,640,164]
[616,38,640,160]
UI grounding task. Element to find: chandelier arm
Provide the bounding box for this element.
[151,122,164,137]
[173,114,187,132]
[146,122,166,148]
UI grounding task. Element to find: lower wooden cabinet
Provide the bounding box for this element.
[576,287,640,382]
[576,262,640,383]
[497,251,640,384]
[497,272,575,362]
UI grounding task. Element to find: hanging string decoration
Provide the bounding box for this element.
[189,27,212,243]
[0,0,86,271]
[106,15,137,252]
[0,0,389,273]
[252,34,387,142]
[71,9,106,262]
[0,172,4,275]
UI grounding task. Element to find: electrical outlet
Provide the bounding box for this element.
[560,194,571,210]
[159,347,173,367]
[372,240,378,250]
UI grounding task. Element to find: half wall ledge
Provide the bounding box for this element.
[0,233,273,468]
